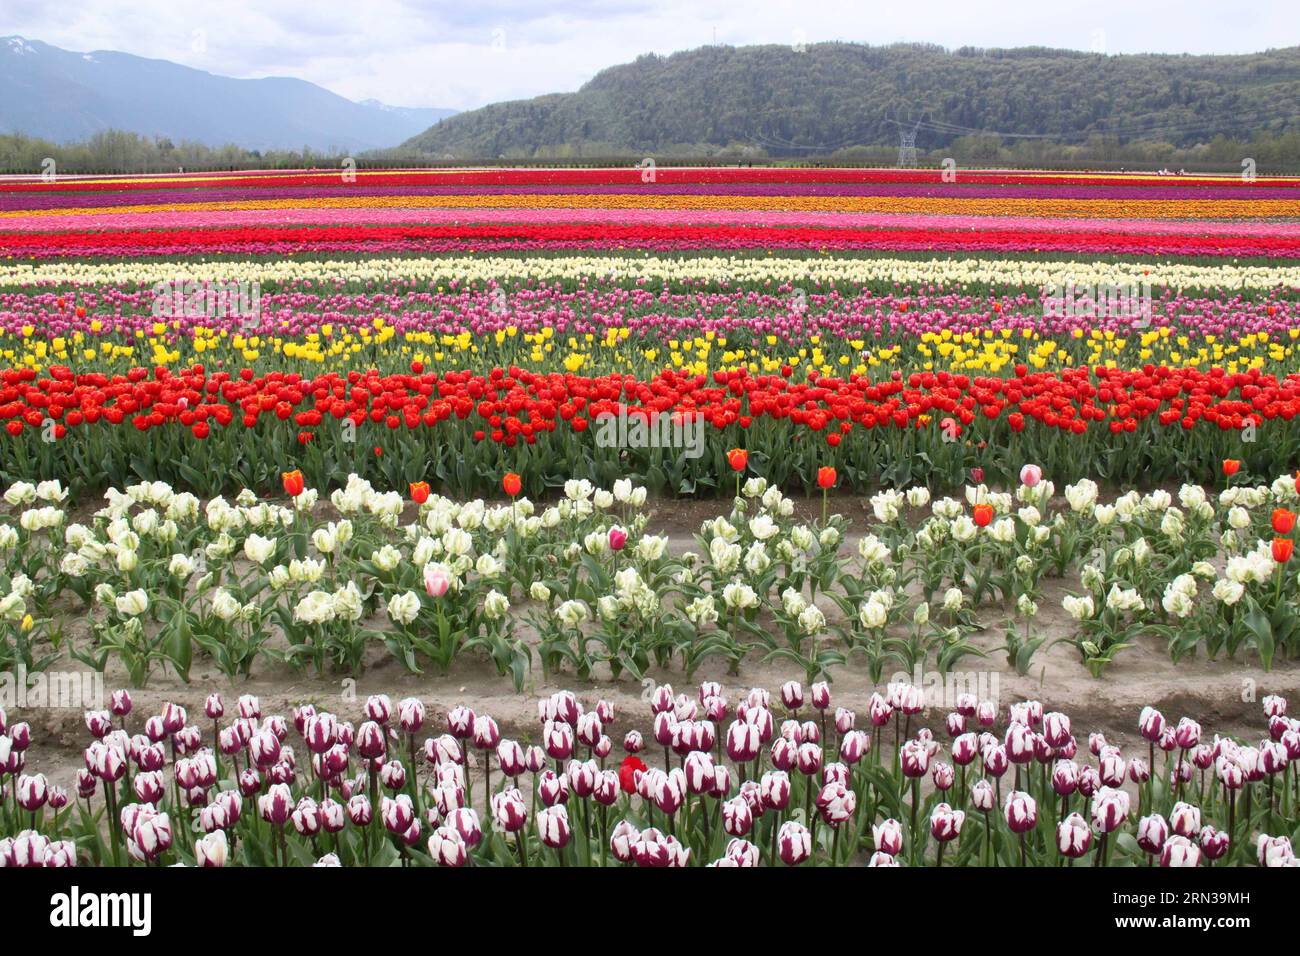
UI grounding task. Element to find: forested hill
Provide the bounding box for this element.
[404,43,1300,159]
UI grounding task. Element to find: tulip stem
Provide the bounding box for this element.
[600,803,608,867]
[909,777,920,861]
[102,780,121,867]
[516,832,528,867]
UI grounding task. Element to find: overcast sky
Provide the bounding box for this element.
[3,0,1296,110]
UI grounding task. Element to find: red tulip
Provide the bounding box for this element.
[727,448,748,472]
[502,472,522,497]
[1273,538,1294,563]
[281,470,305,497]
[1222,459,1241,477]
[816,466,837,489]
[409,481,430,504]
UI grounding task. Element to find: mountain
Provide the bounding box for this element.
[0,36,456,152]
[403,42,1300,158]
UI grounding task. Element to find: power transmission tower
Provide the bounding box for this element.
[892,110,927,167]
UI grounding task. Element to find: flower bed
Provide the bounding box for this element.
[3,470,1300,692]
[1,679,1295,867]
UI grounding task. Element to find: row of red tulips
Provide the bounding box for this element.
[5,222,1300,257]
[1,362,1296,495]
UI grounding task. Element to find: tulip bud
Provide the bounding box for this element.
[594,770,620,805]
[1090,787,1130,833]
[238,767,262,797]
[447,705,475,739]
[1138,707,1165,742]
[161,703,186,734]
[816,782,856,827]
[544,721,574,761]
[1056,812,1091,857]
[381,794,415,835]
[84,711,113,739]
[840,730,869,765]
[537,770,569,807]
[428,826,469,866]
[1077,765,1101,798]
[970,778,996,812]
[43,839,76,868]
[1136,814,1168,855]
[1160,835,1201,867]
[1003,790,1037,833]
[929,803,964,842]
[777,821,811,866]
[609,820,640,862]
[1174,717,1201,750]
[872,818,903,856]
[1098,748,1126,787]
[1199,825,1230,861]
[1257,834,1294,867]
[722,797,753,837]
[491,788,529,832]
[759,770,790,811]
[133,771,165,805]
[724,838,761,867]
[1042,712,1071,748]
[397,698,425,735]
[780,681,803,712]
[900,739,930,778]
[356,721,386,761]
[811,682,831,710]
[1051,760,1079,796]
[131,809,173,861]
[346,794,372,827]
[725,720,761,763]
[981,743,1008,778]
[537,805,571,848]
[16,773,47,812]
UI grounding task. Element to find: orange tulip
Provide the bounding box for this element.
[1222,459,1241,477]
[409,481,431,505]
[972,503,994,527]
[817,466,837,489]
[1273,509,1296,535]
[1272,538,1294,563]
[281,469,305,497]
[727,448,748,472]
[503,472,522,497]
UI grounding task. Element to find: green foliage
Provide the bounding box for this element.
[405,42,1300,171]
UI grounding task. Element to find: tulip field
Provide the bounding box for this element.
[1,165,1300,869]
